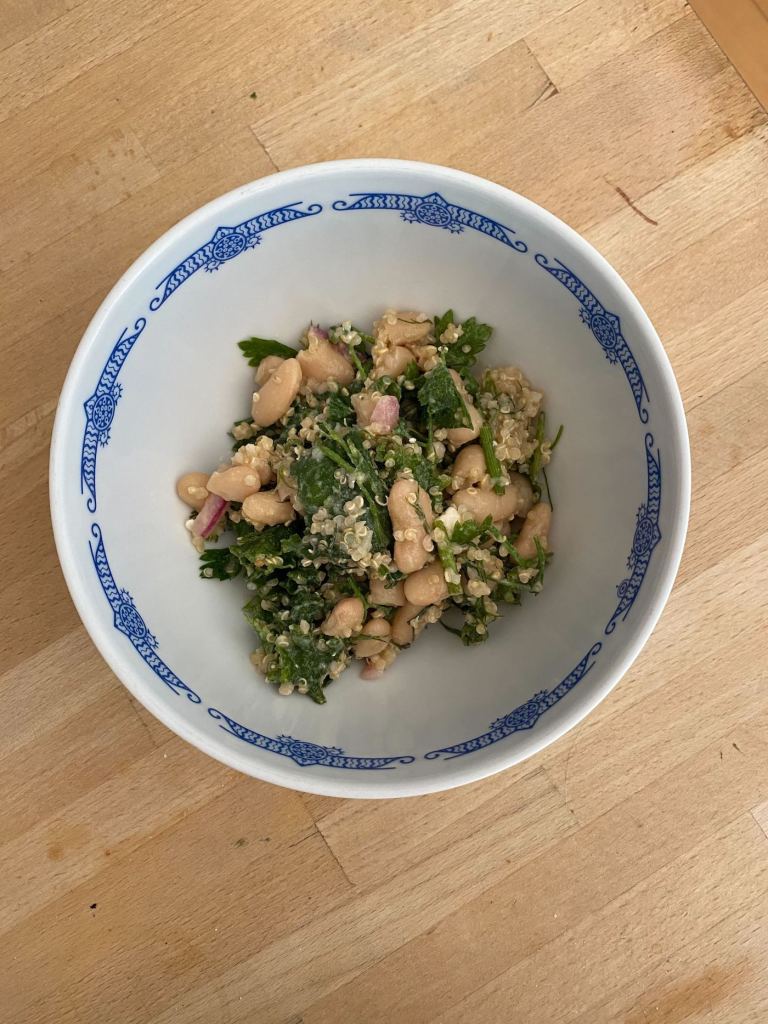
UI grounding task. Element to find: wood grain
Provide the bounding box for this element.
[1,1,768,1021]
[691,0,768,110]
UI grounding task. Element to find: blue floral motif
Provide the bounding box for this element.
[534,254,650,423]
[332,191,528,251]
[88,524,202,703]
[605,434,662,634]
[81,318,146,512]
[75,184,667,772]
[425,643,603,760]
[208,709,416,769]
[149,201,322,309]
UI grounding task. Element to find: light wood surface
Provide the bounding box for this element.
[691,0,768,110]
[1,2,767,1021]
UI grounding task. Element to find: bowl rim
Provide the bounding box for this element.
[50,157,691,798]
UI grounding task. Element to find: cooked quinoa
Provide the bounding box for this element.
[176,310,560,703]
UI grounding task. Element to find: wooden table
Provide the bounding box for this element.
[2,2,767,1020]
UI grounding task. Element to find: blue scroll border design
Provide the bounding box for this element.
[78,186,662,769]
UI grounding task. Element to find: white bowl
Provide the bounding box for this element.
[50,159,690,798]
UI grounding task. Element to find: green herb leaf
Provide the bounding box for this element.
[417,362,471,429]
[238,336,297,366]
[434,309,455,339]
[528,412,546,495]
[479,424,505,494]
[450,515,493,545]
[293,451,352,518]
[323,391,355,427]
[199,548,242,580]
[273,629,346,704]
[444,317,492,373]
[230,524,296,575]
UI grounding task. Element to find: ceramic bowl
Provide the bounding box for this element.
[50,159,690,798]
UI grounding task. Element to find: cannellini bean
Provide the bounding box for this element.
[374,311,432,348]
[404,562,449,607]
[251,358,302,427]
[206,465,261,502]
[515,502,551,559]
[176,472,210,511]
[495,518,512,538]
[388,478,434,574]
[352,391,379,427]
[254,355,284,387]
[510,472,535,516]
[360,660,384,680]
[321,597,365,639]
[255,460,275,487]
[368,575,406,606]
[446,370,483,447]
[241,490,296,526]
[372,345,413,379]
[297,336,354,390]
[391,602,423,647]
[450,445,486,491]
[354,617,391,658]
[452,474,533,523]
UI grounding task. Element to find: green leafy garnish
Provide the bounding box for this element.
[479,423,505,495]
[238,336,297,366]
[199,548,241,580]
[417,362,471,429]
[444,317,492,373]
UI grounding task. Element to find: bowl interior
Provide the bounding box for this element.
[51,162,689,796]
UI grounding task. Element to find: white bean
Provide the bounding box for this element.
[388,478,434,573]
[321,597,365,639]
[391,602,422,647]
[352,391,379,427]
[241,490,296,526]
[404,562,449,607]
[251,358,302,427]
[254,355,284,387]
[368,575,406,607]
[374,311,432,348]
[446,369,483,447]
[450,445,486,491]
[176,472,209,511]
[354,617,391,658]
[372,345,413,379]
[297,337,354,390]
[206,465,261,502]
[452,474,533,524]
[515,502,551,559]
[510,472,535,516]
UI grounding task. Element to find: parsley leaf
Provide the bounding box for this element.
[238,337,297,366]
[444,317,492,373]
[230,524,297,578]
[293,451,352,518]
[417,362,471,429]
[199,548,242,580]
[274,629,346,704]
[434,309,454,339]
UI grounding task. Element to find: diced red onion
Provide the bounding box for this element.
[192,493,228,538]
[370,395,400,432]
[307,324,329,343]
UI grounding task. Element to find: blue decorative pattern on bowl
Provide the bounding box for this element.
[74,182,665,773]
[333,190,528,251]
